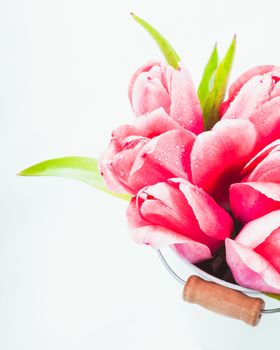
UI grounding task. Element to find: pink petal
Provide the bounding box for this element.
[220,65,276,116]
[140,198,192,235]
[142,181,196,229]
[191,119,257,198]
[127,129,195,191]
[169,66,203,134]
[230,182,280,223]
[221,69,280,150]
[241,139,280,177]
[249,96,280,150]
[172,241,212,263]
[112,108,183,140]
[222,74,273,120]
[126,197,212,263]
[99,161,133,194]
[128,60,161,104]
[133,225,212,263]
[138,185,217,252]
[236,210,280,249]
[99,142,135,194]
[139,179,232,252]
[129,61,170,116]
[175,179,233,242]
[255,228,280,272]
[248,148,280,183]
[226,239,280,293]
[112,137,147,177]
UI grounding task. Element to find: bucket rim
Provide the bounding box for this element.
[156,247,260,294]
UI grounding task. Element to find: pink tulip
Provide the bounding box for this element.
[128,60,203,135]
[99,108,195,195]
[127,178,233,263]
[221,65,280,150]
[230,140,280,223]
[226,210,280,293]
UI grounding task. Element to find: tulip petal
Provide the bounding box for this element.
[220,65,276,115]
[169,67,203,134]
[111,137,148,183]
[236,210,280,249]
[176,180,233,241]
[137,179,231,252]
[128,60,161,107]
[222,74,272,121]
[127,197,212,263]
[131,69,170,116]
[172,241,212,263]
[230,182,280,223]
[100,162,134,194]
[140,198,191,234]
[248,148,280,183]
[249,96,280,150]
[99,141,135,194]
[139,185,219,252]
[191,119,257,199]
[221,68,280,149]
[133,225,212,263]
[112,108,183,139]
[255,228,280,272]
[226,239,280,293]
[127,129,194,191]
[241,139,280,177]
[142,181,195,229]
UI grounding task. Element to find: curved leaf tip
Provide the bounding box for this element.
[198,43,219,108]
[131,12,180,70]
[202,36,236,130]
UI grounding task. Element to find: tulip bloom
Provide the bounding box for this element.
[99,108,195,194]
[226,210,280,293]
[221,65,280,150]
[128,60,203,135]
[127,178,233,263]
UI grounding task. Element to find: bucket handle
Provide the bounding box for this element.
[183,275,263,326]
[157,249,280,326]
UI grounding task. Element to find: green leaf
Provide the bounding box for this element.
[264,292,280,302]
[131,12,180,69]
[18,156,131,201]
[198,44,219,108]
[203,36,236,130]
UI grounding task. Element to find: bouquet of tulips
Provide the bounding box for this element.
[19,14,280,301]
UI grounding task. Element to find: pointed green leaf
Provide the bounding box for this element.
[198,44,219,108]
[203,36,236,130]
[264,292,280,302]
[131,12,180,69]
[18,157,131,201]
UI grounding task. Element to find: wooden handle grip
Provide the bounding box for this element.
[183,275,264,326]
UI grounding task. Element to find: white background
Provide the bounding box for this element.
[1,1,280,349]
